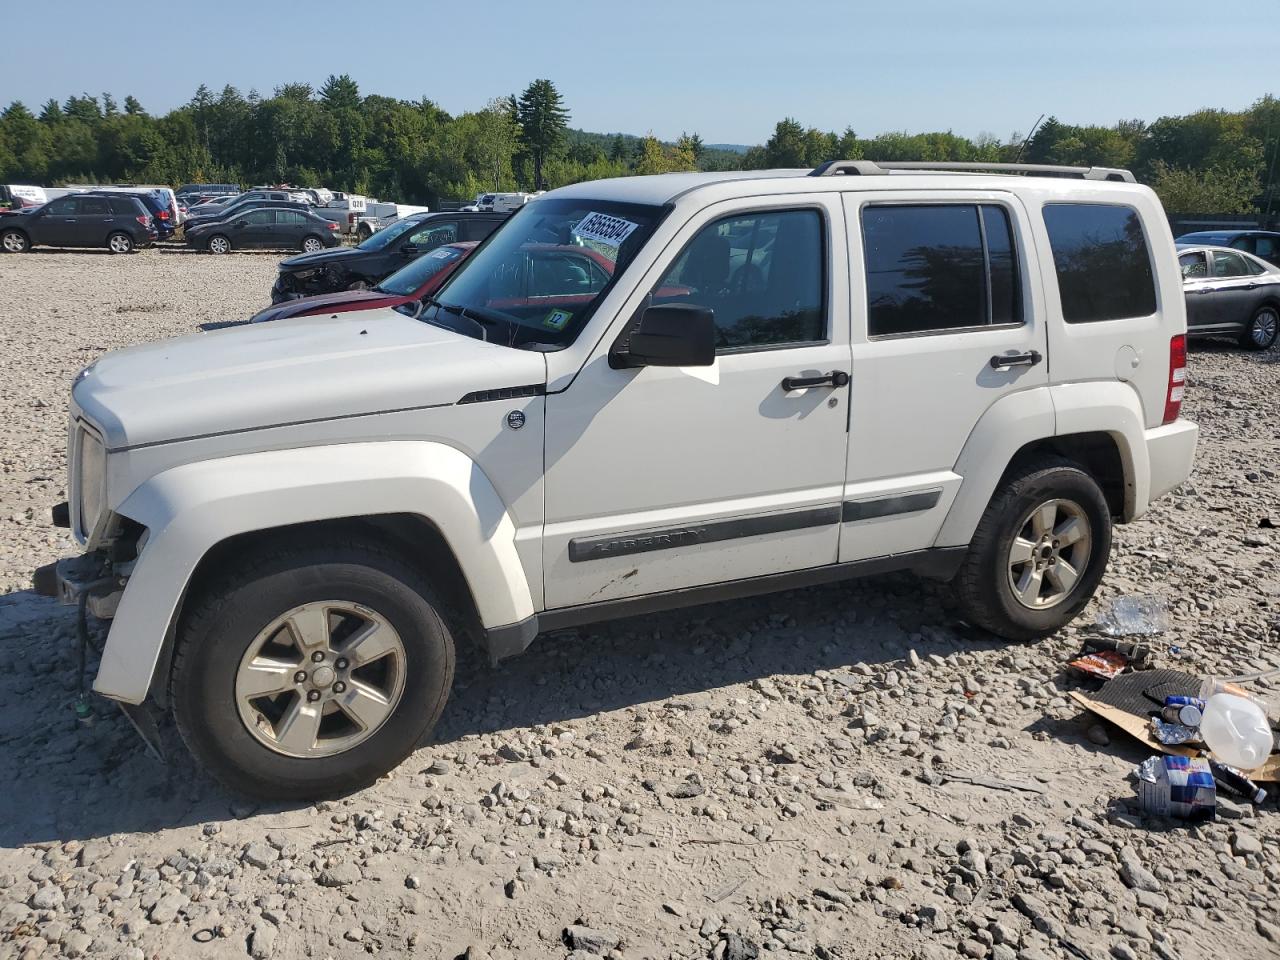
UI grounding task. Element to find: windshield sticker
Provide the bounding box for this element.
[543,308,573,330]
[572,211,639,249]
[428,247,456,259]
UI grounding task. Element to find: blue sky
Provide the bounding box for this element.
[8,0,1279,144]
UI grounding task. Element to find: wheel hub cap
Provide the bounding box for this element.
[1007,499,1092,610]
[235,600,406,758]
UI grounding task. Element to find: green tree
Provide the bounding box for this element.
[473,97,519,189]
[516,79,570,189]
[319,74,361,111]
[123,95,145,116]
[1151,161,1259,214]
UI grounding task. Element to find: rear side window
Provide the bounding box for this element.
[108,197,137,215]
[77,197,110,215]
[862,204,1022,336]
[1211,250,1250,278]
[1042,203,1156,323]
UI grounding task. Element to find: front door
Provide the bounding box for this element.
[542,196,852,609]
[37,196,79,246]
[1179,250,1215,332]
[236,209,275,248]
[840,193,1050,561]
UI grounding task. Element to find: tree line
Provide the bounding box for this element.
[0,76,1276,215]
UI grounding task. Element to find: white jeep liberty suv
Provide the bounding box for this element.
[36,161,1199,798]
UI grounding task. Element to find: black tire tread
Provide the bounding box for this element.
[170,533,455,799]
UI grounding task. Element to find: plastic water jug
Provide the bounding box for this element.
[1200,693,1273,770]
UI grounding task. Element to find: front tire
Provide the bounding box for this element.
[171,538,455,799]
[952,457,1112,641]
[207,234,231,254]
[1240,305,1279,351]
[1,228,30,253]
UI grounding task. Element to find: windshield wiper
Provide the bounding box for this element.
[416,297,497,342]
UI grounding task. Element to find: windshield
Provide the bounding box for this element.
[358,216,427,252]
[377,244,472,295]
[429,197,667,348]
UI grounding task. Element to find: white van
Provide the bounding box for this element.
[1,185,47,208]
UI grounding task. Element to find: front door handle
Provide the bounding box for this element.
[989,350,1042,370]
[781,370,850,391]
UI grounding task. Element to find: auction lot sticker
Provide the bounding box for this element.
[543,308,573,330]
[573,212,639,249]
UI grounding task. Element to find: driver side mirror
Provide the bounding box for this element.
[234,220,247,229]
[611,303,716,369]
[401,243,419,255]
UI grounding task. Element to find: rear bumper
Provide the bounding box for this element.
[1144,418,1199,503]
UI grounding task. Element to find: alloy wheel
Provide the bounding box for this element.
[1006,498,1093,610]
[108,234,132,254]
[2,232,27,252]
[1251,307,1278,347]
[303,237,324,253]
[234,600,407,758]
[208,236,230,254]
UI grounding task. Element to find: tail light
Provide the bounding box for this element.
[158,209,170,220]
[348,213,357,225]
[328,222,340,231]
[1163,334,1186,424]
[135,214,150,227]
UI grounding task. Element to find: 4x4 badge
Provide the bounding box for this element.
[506,410,526,430]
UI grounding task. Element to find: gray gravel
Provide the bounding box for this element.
[1,248,1278,960]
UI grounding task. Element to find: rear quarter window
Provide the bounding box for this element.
[1042,203,1157,323]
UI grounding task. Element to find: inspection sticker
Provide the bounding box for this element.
[572,211,639,249]
[543,308,573,330]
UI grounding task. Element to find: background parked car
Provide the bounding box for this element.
[186,189,311,225]
[189,206,341,253]
[61,184,182,225]
[1176,229,1280,267]
[1,184,47,209]
[0,193,155,253]
[184,197,312,237]
[271,211,507,301]
[176,183,239,204]
[252,241,478,322]
[1177,244,1280,349]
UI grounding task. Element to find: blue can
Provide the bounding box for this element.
[1162,695,1205,726]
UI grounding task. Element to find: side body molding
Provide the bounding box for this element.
[96,441,534,704]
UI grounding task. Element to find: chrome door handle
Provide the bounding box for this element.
[989,350,1042,369]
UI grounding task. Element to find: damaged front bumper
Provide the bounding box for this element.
[32,553,124,618]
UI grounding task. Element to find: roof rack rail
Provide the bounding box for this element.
[808,160,1136,183]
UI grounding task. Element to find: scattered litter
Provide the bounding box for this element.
[1095,595,1168,637]
[1068,637,1155,679]
[1209,759,1267,804]
[1200,693,1273,769]
[1068,650,1130,681]
[1150,717,1199,746]
[1134,755,1216,822]
[706,877,746,903]
[1160,696,1204,726]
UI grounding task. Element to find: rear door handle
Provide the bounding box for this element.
[781,370,850,391]
[989,350,1042,369]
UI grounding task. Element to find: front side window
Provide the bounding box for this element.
[1212,250,1250,278]
[863,204,1021,336]
[1042,203,1156,323]
[46,197,76,215]
[431,198,666,348]
[652,209,826,350]
[1179,251,1208,279]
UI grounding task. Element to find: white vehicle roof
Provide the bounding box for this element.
[546,162,1145,208]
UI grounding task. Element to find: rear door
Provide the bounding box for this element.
[1207,249,1261,331]
[840,191,1048,561]
[73,196,113,246]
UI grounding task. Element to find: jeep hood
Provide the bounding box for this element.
[73,309,547,450]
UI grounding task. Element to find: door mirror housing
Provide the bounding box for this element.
[401,243,419,255]
[612,303,716,369]
[234,220,247,229]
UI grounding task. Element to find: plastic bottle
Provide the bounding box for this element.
[1199,693,1274,770]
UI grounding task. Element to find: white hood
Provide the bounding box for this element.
[74,309,547,450]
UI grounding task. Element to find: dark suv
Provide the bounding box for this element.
[0,193,156,253]
[1176,230,1280,267]
[272,211,507,301]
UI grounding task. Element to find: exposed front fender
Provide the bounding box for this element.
[94,441,534,704]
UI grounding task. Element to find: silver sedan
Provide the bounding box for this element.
[1177,244,1280,350]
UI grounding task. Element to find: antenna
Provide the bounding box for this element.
[1013,114,1046,165]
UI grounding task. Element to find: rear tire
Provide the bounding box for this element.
[952,457,1112,641]
[107,232,134,254]
[207,234,231,254]
[1240,305,1279,350]
[171,537,455,799]
[1,228,30,253]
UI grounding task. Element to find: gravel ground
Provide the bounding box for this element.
[1,248,1278,960]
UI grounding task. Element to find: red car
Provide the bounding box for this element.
[250,242,479,323]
